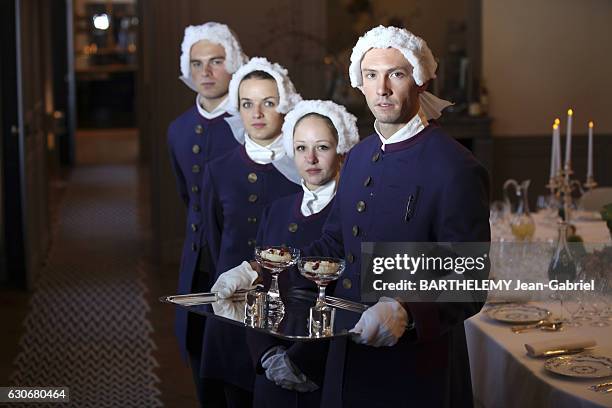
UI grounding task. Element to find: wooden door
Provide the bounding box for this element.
[3,0,55,288]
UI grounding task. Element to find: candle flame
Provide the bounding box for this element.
[567,108,573,116]
[554,118,560,125]
[553,124,558,130]
[589,121,594,128]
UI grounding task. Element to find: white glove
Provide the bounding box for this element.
[211,261,258,299]
[211,298,245,322]
[349,297,409,347]
[261,346,319,392]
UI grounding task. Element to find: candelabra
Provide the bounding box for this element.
[584,175,598,192]
[546,163,583,223]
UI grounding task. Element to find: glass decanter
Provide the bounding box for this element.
[505,179,536,241]
[548,221,577,283]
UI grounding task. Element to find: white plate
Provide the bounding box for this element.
[486,304,550,323]
[544,355,612,378]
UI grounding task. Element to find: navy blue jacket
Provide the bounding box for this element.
[167,105,243,360]
[200,145,301,390]
[304,124,491,408]
[248,192,334,408]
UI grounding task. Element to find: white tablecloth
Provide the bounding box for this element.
[466,303,612,408]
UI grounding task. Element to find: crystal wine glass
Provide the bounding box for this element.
[298,257,345,309]
[298,257,345,337]
[588,276,610,328]
[254,246,300,327]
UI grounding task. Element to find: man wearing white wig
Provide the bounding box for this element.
[307,25,490,408]
[166,21,247,406]
[212,25,490,407]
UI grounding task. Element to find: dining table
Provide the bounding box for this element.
[466,302,612,408]
[465,210,612,407]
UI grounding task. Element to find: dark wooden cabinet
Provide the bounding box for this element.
[438,115,492,172]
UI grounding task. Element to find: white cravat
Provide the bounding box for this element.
[374,109,429,151]
[196,94,229,119]
[244,133,286,164]
[300,179,336,216]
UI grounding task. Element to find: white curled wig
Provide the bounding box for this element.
[349,25,453,120]
[227,57,302,114]
[281,100,359,158]
[349,25,437,87]
[179,22,248,91]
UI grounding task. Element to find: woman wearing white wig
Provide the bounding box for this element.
[199,57,303,407]
[212,100,359,407]
[166,21,247,407]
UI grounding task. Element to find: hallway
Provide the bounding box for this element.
[1,131,198,406]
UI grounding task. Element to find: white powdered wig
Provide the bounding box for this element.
[179,22,248,91]
[349,25,436,87]
[282,100,359,158]
[227,57,302,114]
[348,25,452,120]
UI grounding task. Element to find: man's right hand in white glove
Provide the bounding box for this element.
[211,261,259,299]
[349,297,409,347]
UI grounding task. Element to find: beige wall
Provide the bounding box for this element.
[483,0,612,136]
[328,0,467,58]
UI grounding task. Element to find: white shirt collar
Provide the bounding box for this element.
[300,179,336,216]
[196,94,229,119]
[374,109,428,151]
[244,133,286,164]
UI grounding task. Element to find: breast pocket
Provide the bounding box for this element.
[378,185,423,241]
[381,184,423,215]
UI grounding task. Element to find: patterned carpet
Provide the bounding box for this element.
[10,165,161,407]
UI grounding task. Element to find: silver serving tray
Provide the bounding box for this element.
[160,290,368,341]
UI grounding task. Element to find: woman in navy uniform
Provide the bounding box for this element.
[215,26,490,408]
[199,57,303,407]
[218,100,359,408]
[166,22,247,405]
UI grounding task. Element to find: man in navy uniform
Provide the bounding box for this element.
[166,22,247,405]
[306,25,491,408]
[213,25,490,407]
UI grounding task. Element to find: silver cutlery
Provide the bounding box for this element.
[589,381,612,393]
[512,320,563,333]
[325,296,369,313]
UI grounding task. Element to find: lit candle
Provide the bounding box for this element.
[549,122,558,179]
[587,121,594,178]
[554,118,561,175]
[564,109,573,169]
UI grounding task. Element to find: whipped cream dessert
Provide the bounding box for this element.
[261,248,292,263]
[303,260,339,275]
